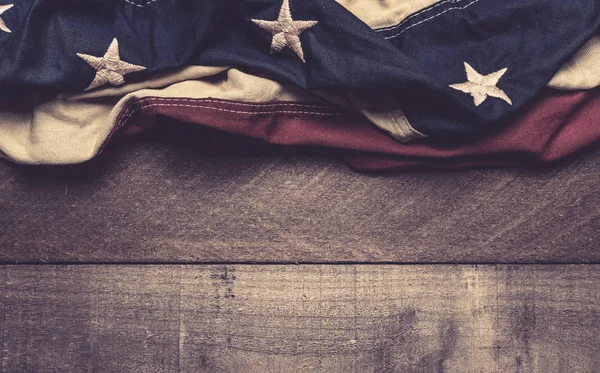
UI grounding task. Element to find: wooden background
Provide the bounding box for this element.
[1,139,598,264]
[1,137,599,372]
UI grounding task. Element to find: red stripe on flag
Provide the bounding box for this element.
[104,89,600,170]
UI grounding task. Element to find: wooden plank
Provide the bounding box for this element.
[0,269,5,370]
[1,265,600,372]
[0,266,181,373]
[0,141,599,263]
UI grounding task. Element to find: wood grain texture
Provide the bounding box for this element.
[0,138,599,263]
[1,265,599,372]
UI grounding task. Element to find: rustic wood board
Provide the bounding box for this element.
[1,264,599,372]
[1,140,599,264]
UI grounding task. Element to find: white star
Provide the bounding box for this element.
[77,38,146,91]
[251,0,318,63]
[0,4,14,33]
[450,62,512,106]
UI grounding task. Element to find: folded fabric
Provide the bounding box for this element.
[1,0,599,170]
[2,63,600,167]
[109,87,600,171]
[345,89,600,170]
[549,36,600,90]
[0,0,598,141]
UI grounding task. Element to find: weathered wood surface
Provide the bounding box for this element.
[1,264,599,372]
[1,139,599,263]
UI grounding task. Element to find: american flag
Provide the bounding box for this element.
[0,0,598,169]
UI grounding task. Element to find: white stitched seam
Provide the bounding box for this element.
[123,0,162,8]
[137,97,337,109]
[135,103,343,115]
[375,0,462,32]
[116,101,342,131]
[384,0,481,40]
